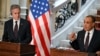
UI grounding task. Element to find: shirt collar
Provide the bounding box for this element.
[13,19,20,22]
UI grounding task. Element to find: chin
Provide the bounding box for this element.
[85,29,92,31]
[15,18,20,20]
[84,29,89,31]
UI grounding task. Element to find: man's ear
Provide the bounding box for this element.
[11,13,12,15]
[93,23,95,27]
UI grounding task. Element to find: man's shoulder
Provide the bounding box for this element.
[20,18,30,25]
[78,30,85,33]
[5,19,13,24]
[94,29,100,33]
[20,18,28,22]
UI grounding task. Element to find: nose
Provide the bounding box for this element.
[16,13,20,17]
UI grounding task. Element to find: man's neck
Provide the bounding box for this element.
[13,18,20,21]
[86,28,94,33]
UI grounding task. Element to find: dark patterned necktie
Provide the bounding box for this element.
[84,32,90,51]
[14,21,18,37]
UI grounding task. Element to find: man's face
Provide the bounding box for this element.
[11,8,20,20]
[83,17,95,31]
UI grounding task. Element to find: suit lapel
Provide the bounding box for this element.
[18,19,23,35]
[88,29,96,50]
[9,19,15,37]
[79,30,86,50]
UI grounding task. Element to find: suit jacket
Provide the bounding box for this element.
[70,29,100,53]
[2,18,32,44]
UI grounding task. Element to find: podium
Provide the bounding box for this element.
[51,48,88,56]
[51,48,97,56]
[0,42,35,56]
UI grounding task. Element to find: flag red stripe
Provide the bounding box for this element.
[42,14,51,41]
[28,17,41,56]
[31,26,41,56]
[31,28,41,56]
[35,19,49,56]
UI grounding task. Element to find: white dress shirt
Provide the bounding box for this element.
[84,28,94,46]
[13,19,20,31]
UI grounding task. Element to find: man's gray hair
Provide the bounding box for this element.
[10,4,21,13]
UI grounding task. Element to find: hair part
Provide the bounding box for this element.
[10,4,21,14]
[86,15,96,23]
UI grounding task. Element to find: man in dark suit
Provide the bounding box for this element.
[69,15,100,54]
[2,4,32,44]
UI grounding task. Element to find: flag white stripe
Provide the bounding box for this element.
[30,36,34,45]
[45,12,51,53]
[45,12,51,52]
[38,14,50,53]
[45,12,51,39]
[29,10,45,56]
[45,12,51,33]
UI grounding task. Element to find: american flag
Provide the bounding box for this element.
[28,0,51,56]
